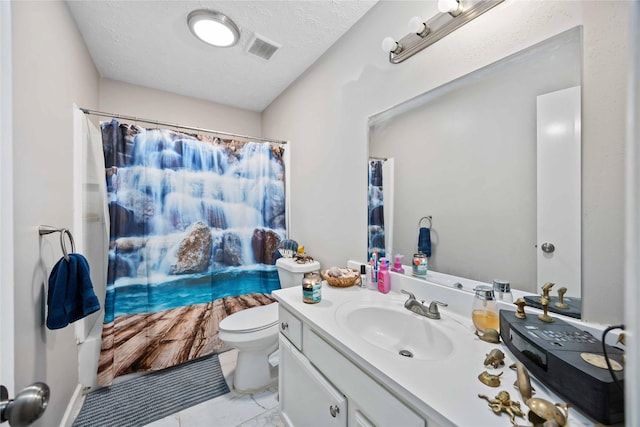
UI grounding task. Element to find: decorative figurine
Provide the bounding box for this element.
[526,398,570,426]
[475,328,501,344]
[538,282,555,323]
[514,298,527,319]
[514,361,571,426]
[478,370,503,387]
[555,287,570,309]
[538,295,554,323]
[484,348,506,369]
[478,391,525,426]
[541,282,555,298]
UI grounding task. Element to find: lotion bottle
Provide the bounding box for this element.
[359,265,368,288]
[378,257,390,294]
[391,254,405,274]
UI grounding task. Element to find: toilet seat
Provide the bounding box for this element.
[219,303,279,334]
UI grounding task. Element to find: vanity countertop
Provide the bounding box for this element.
[274,282,598,427]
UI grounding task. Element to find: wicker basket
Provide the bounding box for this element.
[321,268,360,288]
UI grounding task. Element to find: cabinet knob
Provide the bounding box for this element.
[329,404,340,418]
[280,322,289,331]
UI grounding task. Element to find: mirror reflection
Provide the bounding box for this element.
[368,27,582,314]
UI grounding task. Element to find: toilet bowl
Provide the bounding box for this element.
[219,257,320,393]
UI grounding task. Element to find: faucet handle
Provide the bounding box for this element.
[401,289,416,300]
[427,301,448,319]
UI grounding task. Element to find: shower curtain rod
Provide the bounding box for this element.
[79,107,288,145]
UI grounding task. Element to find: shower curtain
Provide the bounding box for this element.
[97,120,286,386]
[368,159,385,260]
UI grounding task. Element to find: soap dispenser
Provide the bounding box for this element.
[391,254,405,274]
[471,286,499,332]
[377,258,390,294]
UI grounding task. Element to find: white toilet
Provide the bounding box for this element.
[218,257,320,393]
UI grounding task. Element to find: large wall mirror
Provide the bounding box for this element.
[368,27,582,315]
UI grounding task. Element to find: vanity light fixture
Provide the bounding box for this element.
[381,0,504,64]
[408,16,431,38]
[188,10,240,48]
[381,37,404,55]
[438,0,464,17]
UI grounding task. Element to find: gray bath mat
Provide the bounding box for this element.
[72,354,230,427]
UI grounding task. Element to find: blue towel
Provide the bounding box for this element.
[46,253,100,330]
[418,227,432,257]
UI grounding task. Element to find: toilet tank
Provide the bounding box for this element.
[276,258,321,288]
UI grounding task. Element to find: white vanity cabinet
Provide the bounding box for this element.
[278,306,426,427]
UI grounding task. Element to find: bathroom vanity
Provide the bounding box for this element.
[274,270,604,426]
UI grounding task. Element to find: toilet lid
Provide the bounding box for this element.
[219,303,279,333]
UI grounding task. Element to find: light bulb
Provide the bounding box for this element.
[408,16,430,37]
[438,0,463,16]
[381,37,401,54]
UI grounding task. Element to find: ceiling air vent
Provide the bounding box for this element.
[246,34,281,61]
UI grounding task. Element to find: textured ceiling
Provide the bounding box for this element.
[66,1,378,112]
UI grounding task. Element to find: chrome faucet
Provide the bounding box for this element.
[401,289,448,319]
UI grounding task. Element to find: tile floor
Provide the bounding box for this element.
[144,349,284,427]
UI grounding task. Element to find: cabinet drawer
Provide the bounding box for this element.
[279,306,303,350]
[304,328,424,427]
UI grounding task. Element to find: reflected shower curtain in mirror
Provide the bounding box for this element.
[97,120,286,386]
[368,160,385,260]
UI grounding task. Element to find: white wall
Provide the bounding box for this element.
[263,1,630,324]
[11,1,100,425]
[100,78,262,137]
[11,4,264,425]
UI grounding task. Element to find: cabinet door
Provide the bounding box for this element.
[279,335,347,427]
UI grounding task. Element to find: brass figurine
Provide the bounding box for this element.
[513,362,533,401]
[526,398,570,426]
[484,348,506,368]
[554,287,569,309]
[514,298,527,319]
[475,328,501,343]
[618,333,626,364]
[538,283,555,323]
[541,282,555,298]
[478,370,503,387]
[514,361,571,426]
[478,391,525,426]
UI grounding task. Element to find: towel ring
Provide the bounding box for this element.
[419,216,432,229]
[39,226,76,262]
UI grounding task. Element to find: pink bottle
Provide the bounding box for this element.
[378,257,390,294]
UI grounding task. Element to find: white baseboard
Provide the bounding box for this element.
[59,383,85,427]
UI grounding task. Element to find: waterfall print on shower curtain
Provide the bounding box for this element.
[97,120,286,386]
[368,160,385,260]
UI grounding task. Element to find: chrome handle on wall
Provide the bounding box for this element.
[329,404,340,418]
[541,242,555,253]
[280,322,288,331]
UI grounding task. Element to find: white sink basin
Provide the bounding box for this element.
[335,300,455,361]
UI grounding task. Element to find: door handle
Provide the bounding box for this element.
[541,242,555,253]
[1,382,50,426]
[329,404,340,418]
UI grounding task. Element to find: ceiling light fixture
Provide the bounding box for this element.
[188,10,240,48]
[381,0,504,64]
